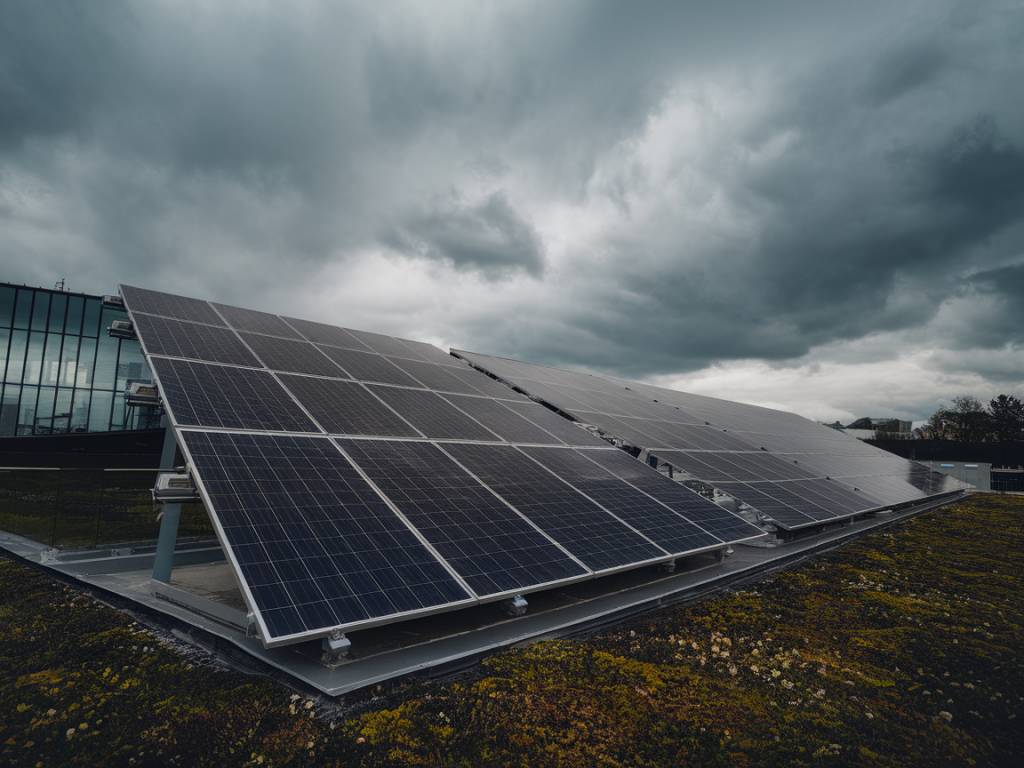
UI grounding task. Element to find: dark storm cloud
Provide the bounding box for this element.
[0,0,1021,415]
[483,1,1024,378]
[384,192,545,277]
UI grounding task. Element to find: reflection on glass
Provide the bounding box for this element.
[23,332,45,385]
[17,386,38,435]
[13,289,33,330]
[89,390,113,432]
[31,292,50,331]
[5,330,27,383]
[0,286,15,327]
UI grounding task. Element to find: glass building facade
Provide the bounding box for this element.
[0,282,158,437]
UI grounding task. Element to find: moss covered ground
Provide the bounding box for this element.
[1,493,1021,767]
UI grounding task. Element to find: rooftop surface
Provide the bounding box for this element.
[1,492,1021,766]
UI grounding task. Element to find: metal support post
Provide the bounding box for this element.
[152,422,181,584]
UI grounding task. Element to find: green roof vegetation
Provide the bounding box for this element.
[1,493,1021,766]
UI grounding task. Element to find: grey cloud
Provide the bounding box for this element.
[384,192,545,278]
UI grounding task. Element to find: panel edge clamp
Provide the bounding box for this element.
[321,630,352,666]
[501,595,529,617]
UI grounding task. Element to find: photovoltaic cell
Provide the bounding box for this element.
[213,303,303,339]
[444,367,530,400]
[278,375,420,437]
[344,328,435,361]
[368,386,499,441]
[153,358,317,432]
[133,313,261,367]
[713,482,818,528]
[121,285,225,325]
[442,443,665,571]
[500,401,609,447]
[440,395,563,444]
[315,345,423,387]
[240,333,345,377]
[337,439,587,595]
[394,338,464,367]
[387,358,487,396]
[180,431,471,640]
[582,449,766,542]
[521,447,722,554]
[283,316,370,350]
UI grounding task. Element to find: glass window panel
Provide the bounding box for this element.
[13,289,33,329]
[5,330,28,383]
[59,336,79,386]
[41,333,63,386]
[53,388,73,433]
[0,384,19,436]
[16,386,37,434]
[65,295,84,336]
[93,334,118,390]
[31,292,50,331]
[0,329,8,380]
[48,294,67,334]
[115,340,147,390]
[70,388,91,432]
[82,298,101,337]
[23,332,46,385]
[35,386,56,434]
[0,286,15,327]
[110,392,127,430]
[75,337,96,387]
[89,390,113,432]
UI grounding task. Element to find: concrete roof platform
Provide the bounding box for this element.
[0,491,966,697]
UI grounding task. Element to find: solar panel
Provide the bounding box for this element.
[240,333,346,377]
[442,443,667,571]
[278,375,420,437]
[439,395,565,444]
[387,358,486,396]
[213,303,304,339]
[121,285,226,325]
[336,439,588,596]
[521,447,723,554]
[344,328,436,362]
[133,313,261,367]
[456,348,968,530]
[501,401,609,447]
[283,316,370,350]
[315,345,423,387]
[180,431,472,642]
[581,448,766,542]
[367,386,499,441]
[153,358,318,432]
[393,337,465,367]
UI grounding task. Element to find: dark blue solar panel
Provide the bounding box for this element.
[442,443,664,571]
[316,345,423,387]
[368,386,499,440]
[133,313,260,367]
[283,316,370,350]
[501,401,609,446]
[153,358,317,432]
[388,358,487,395]
[522,447,723,554]
[278,375,420,437]
[240,333,346,377]
[713,482,818,528]
[337,439,587,595]
[213,303,303,339]
[121,285,224,325]
[181,431,471,640]
[583,449,766,543]
[440,395,564,444]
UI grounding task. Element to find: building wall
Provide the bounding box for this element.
[0,283,157,437]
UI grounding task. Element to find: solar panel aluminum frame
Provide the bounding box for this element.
[173,428,479,647]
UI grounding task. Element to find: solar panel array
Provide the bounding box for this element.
[453,350,968,532]
[122,285,764,646]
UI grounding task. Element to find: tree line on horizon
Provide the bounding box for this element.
[917,394,1024,442]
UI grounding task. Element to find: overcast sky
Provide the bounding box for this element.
[2,0,1022,424]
